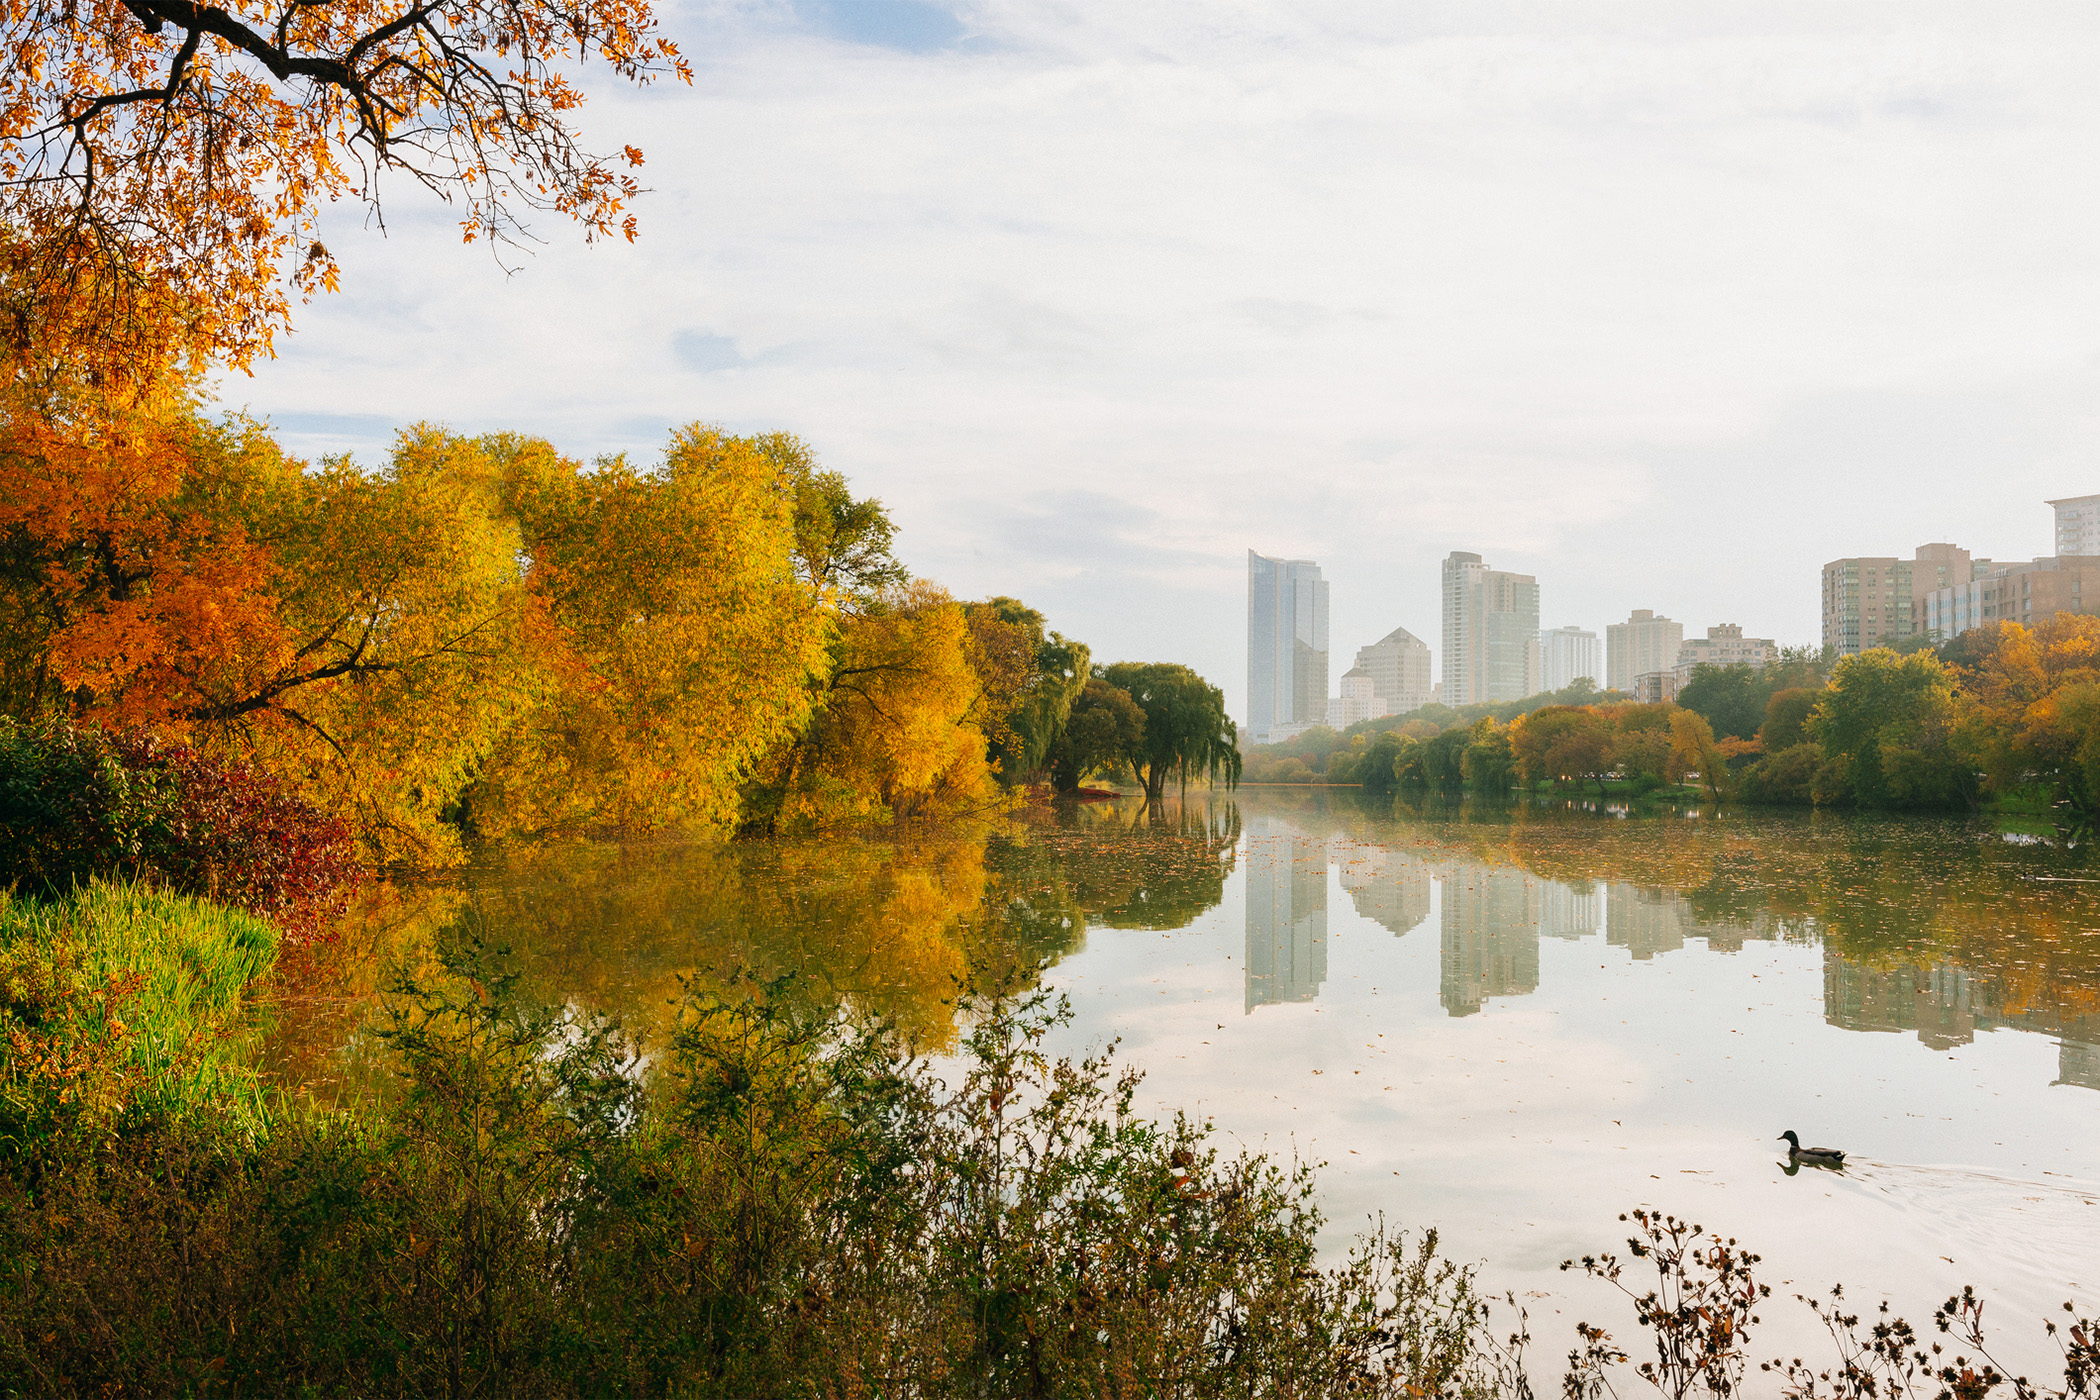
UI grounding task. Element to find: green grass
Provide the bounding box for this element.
[0,879,280,1137]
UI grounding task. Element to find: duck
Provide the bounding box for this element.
[1778,1130,1845,1166]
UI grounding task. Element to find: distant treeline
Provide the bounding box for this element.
[1245,618,2100,821]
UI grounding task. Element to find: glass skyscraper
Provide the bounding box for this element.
[1246,550,1328,744]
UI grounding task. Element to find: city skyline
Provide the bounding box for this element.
[1245,487,2090,730]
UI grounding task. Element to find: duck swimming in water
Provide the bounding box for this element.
[1778,1130,1844,1165]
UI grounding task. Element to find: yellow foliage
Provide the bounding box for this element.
[767,583,1007,835]
[472,425,828,841]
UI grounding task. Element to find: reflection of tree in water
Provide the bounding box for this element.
[263,801,1241,1097]
[1002,797,1241,932]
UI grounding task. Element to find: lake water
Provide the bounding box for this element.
[269,790,2100,1378]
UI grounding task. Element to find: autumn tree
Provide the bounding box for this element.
[1508,706,1613,789]
[1946,614,2100,817]
[1665,707,1727,799]
[1099,662,1239,802]
[474,425,830,846]
[0,405,542,861]
[1044,677,1143,795]
[1,0,688,390]
[751,582,1007,835]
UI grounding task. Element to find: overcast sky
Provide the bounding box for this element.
[228,0,2100,724]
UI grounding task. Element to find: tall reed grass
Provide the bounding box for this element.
[0,879,278,1146]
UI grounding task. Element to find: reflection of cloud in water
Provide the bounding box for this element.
[1824,1159,2100,1295]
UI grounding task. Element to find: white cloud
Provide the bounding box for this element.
[230,0,2100,718]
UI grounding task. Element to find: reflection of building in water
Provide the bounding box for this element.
[2058,1042,2100,1091]
[1245,821,1328,1012]
[1823,950,2100,1089]
[1541,880,1602,940]
[1823,956,1977,1050]
[1606,884,1687,961]
[1603,884,1781,960]
[1439,866,1543,1016]
[1336,844,1432,937]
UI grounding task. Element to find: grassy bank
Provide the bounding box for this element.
[1,881,278,1147]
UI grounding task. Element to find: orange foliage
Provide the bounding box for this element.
[1,0,689,382]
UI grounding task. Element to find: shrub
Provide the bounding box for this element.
[1739,743,1822,805]
[0,718,358,937]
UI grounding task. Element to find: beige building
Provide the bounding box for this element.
[1632,670,1680,704]
[1324,669,1393,729]
[1353,626,1434,714]
[2051,494,2100,557]
[1922,556,2100,639]
[1674,623,1774,682]
[1605,610,1683,694]
[1823,544,1984,654]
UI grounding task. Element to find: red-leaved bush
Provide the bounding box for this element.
[0,719,360,941]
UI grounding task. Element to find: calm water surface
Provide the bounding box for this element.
[271,792,2100,1372]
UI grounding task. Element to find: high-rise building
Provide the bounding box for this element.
[1440,551,1541,706]
[1605,609,1682,694]
[1673,623,1774,682]
[1822,544,1982,654]
[1353,626,1434,713]
[1247,550,1329,744]
[2050,494,2100,556]
[1539,625,1600,692]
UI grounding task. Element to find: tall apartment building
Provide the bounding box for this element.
[1604,610,1682,694]
[1921,556,2100,639]
[1674,623,1774,682]
[1539,625,1600,691]
[1822,557,1911,655]
[2051,494,2100,556]
[1822,544,1981,654]
[1440,551,1541,706]
[1353,626,1434,714]
[1247,550,1329,744]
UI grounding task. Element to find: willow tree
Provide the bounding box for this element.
[965,596,1089,787]
[1100,662,1240,802]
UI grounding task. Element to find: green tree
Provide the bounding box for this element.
[1807,649,1969,809]
[1459,719,1516,793]
[1759,688,1820,754]
[1100,663,1240,802]
[1351,730,1411,796]
[1418,728,1469,791]
[1675,664,1766,741]
[1044,679,1145,794]
[749,433,908,611]
[965,598,1089,786]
